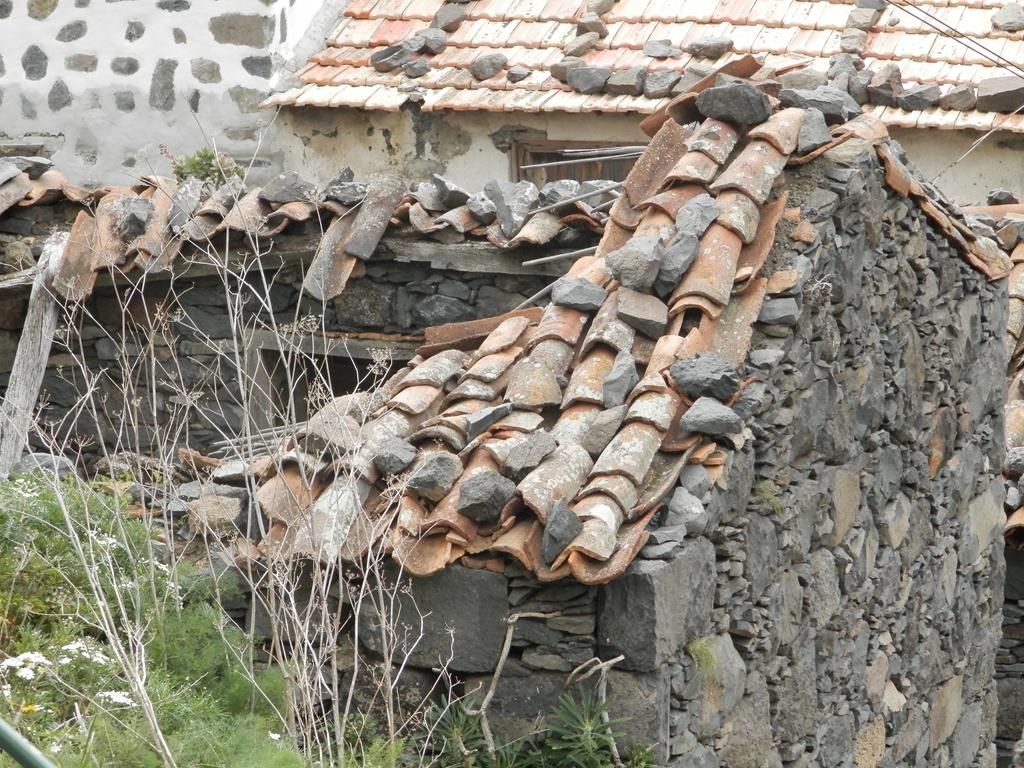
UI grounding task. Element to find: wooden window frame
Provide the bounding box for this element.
[510,138,641,187]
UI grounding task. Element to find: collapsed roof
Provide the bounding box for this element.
[267,0,1024,134]
[252,62,1010,585]
[0,158,609,302]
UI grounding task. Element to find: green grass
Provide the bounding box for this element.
[0,474,302,767]
[0,473,662,768]
[685,636,717,673]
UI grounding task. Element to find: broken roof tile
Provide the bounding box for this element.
[687,118,741,164]
[665,151,721,186]
[563,346,618,407]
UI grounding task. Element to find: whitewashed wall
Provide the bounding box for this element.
[0,0,339,185]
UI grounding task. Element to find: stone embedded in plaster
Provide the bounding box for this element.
[241,56,272,78]
[47,80,72,112]
[187,89,199,113]
[114,91,135,112]
[149,59,178,111]
[0,54,4,77]
[157,0,190,10]
[960,488,1003,565]
[111,57,139,76]
[191,58,222,84]
[209,13,275,48]
[20,95,37,120]
[27,0,57,19]
[56,20,88,42]
[22,46,47,80]
[930,675,964,751]
[0,0,10,18]
[75,129,97,165]
[65,54,98,73]
[228,86,266,113]
[172,27,186,44]
[125,21,145,42]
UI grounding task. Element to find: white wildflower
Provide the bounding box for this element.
[50,743,63,754]
[1,684,11,698]
[15,667,35,681]
[1,652,51,671]
[268,732,282,742]
[60,641,110,665]
[95,691,134,706]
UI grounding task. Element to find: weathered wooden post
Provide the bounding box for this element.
[0,232,67,477]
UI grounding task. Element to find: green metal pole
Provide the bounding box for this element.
[0,717,57,768]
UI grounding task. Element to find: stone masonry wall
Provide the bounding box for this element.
[1000,552,1024,762]
[341,139,1008,767]
[0,0,338,185]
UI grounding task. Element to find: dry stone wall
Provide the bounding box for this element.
[341,139,1008,767]
[1001,551,1024,762]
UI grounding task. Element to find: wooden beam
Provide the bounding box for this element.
[0,233,67,477]
[376,238,570,277]
[247,329,420,362]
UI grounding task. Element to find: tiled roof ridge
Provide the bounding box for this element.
[267,0,1024,133]
[252,68,1010,584]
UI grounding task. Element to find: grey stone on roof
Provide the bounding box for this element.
[680,397,743,435]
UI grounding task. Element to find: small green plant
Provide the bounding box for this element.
[752,481,784,516]
[423,691,639,768]
[622,745,658,768]
[686,636,717,673]
[428,701,492,768]
[544,691,621,768]
[168,147,243,186]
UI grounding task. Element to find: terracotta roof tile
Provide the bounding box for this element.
[606,0,653,24]
[328,18,382,47]
[537,0,583,22]
[346,0,380,19]
[277,0,1024,131]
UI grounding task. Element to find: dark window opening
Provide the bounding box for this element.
[512,139,642,187]
[262,349,400,426]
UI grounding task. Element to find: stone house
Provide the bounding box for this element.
[0,64,1015,765]
[264,0,1024,203]
[246,87,1013,766]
